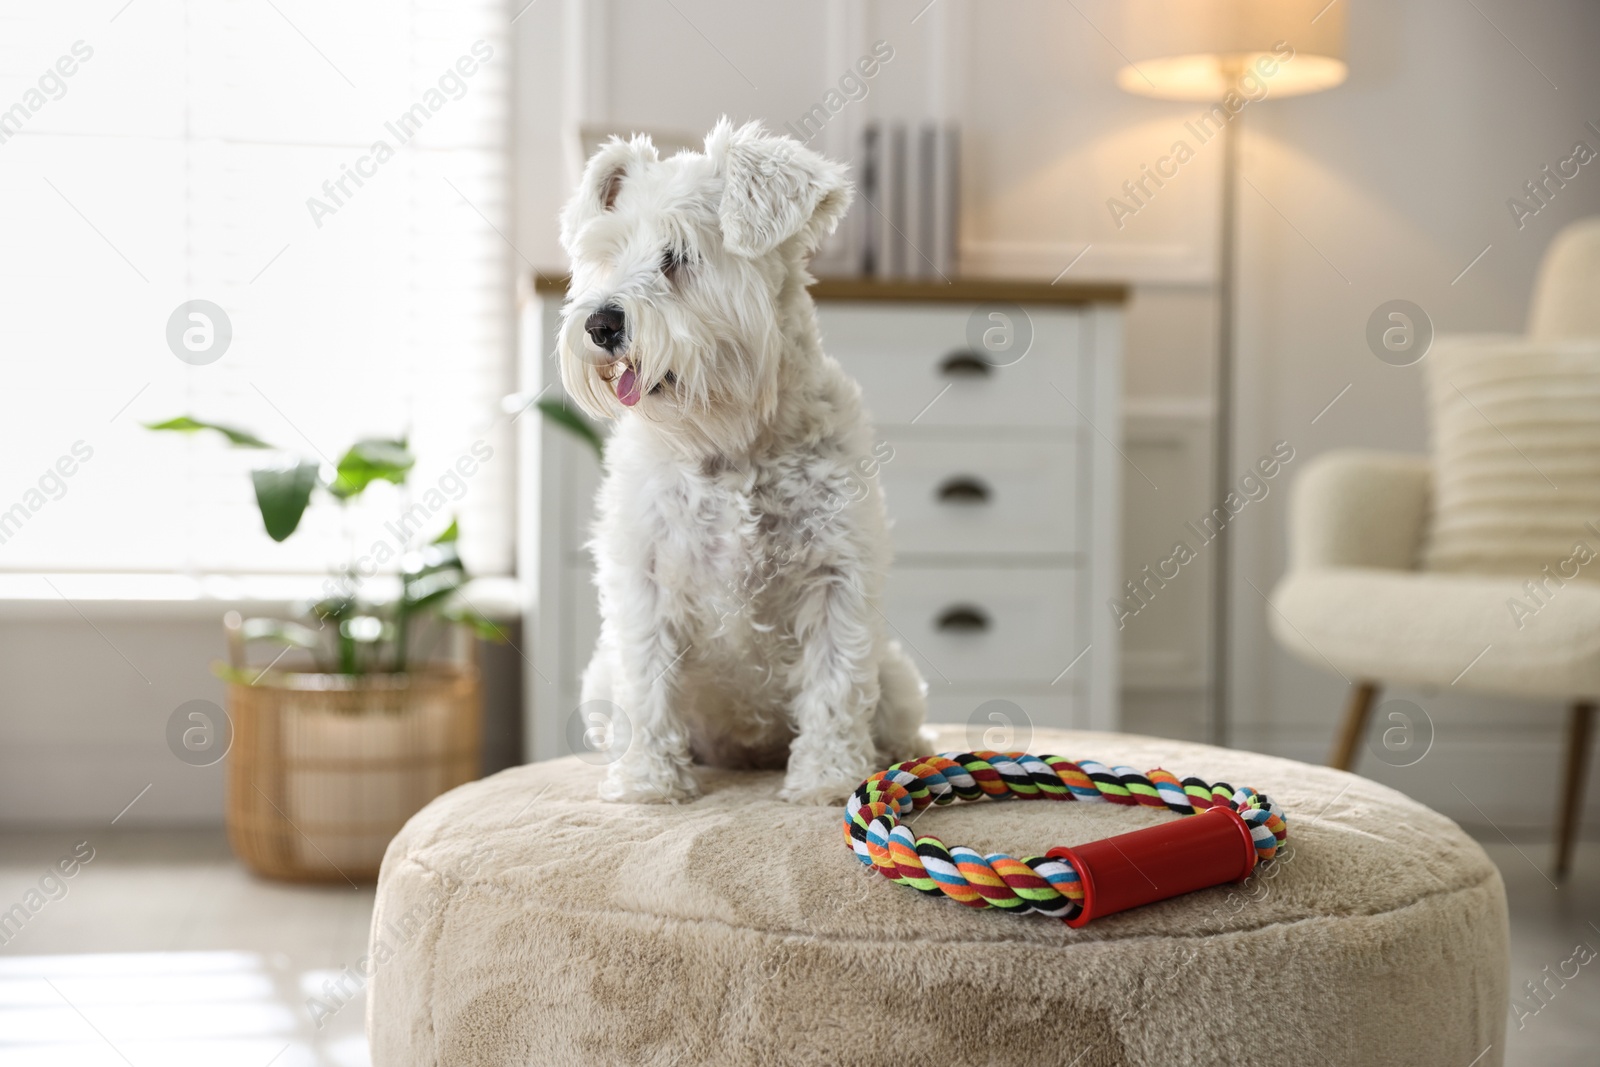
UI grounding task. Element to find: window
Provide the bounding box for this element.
[0,1,513,578]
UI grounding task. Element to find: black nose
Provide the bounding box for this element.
[585,305,625,352]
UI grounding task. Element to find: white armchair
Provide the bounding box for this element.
[1271,217,1600,879]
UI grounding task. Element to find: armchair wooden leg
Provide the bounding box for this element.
[1555,701,1595,882]
[1329,682,1380,772]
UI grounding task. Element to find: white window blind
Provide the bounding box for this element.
[0,1,513,579]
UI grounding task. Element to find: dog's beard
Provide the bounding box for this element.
[559,294,782,455]
[559,298,689,413]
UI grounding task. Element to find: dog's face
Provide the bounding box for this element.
[557,120,851,451]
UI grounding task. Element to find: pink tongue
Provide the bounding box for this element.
[616,366,642,407]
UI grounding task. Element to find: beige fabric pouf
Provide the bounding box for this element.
[366,727,1508,1066]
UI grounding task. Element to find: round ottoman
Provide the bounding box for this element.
[366,727,1508,1066]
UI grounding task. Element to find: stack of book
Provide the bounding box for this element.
[850,122,960,279]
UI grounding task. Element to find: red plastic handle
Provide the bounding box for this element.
[1046,806,1258,927]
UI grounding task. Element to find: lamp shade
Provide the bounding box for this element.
[1116,0,1347,101]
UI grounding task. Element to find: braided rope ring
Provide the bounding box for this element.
[843,751,1288,923]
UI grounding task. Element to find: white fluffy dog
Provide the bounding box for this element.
[557,119,927,805]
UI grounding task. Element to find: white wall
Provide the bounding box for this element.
[0,614,230,826]
[513,0,1600,832]
[1233,0,1600,826]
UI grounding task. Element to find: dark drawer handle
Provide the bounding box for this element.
[937,475,991,504]
[939,350,992,378]
[935,605,991,633]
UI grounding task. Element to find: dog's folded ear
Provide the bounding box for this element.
[559,134,660,249]
[707,119,852,258]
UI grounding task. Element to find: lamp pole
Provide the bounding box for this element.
[1111,4,1349,745]
[1210,88,1241,749]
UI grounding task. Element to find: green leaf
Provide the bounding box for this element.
[238,617,323,649]
[537,398,604,459]
[251,460,320,541]
[329,438,414,499]
[146,416,272,449]
[401,569,464,615]
[432,518,459,544]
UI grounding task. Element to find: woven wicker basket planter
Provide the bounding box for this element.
[225,665,480,883]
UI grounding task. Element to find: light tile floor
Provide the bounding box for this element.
[0,827,1594,1065]
[1485,838,1600,1066]
[0,830,373,1066]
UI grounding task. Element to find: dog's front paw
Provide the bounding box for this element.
[781,745,875,805]
[599,761,700,804]
[876,724,937,767]
[778,775,860,806]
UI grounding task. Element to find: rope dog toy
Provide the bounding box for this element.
[843,751,1288,926]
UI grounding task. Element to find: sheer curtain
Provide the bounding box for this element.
[0,0,513,579]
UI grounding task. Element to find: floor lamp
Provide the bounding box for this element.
[1114,1,1347,745]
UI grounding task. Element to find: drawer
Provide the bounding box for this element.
[923,687,1082,741]
[878,438,1078,556]
[818,303,1083,428]
[881,567,1079,686]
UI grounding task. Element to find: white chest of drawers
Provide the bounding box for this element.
[517,276,1124,761]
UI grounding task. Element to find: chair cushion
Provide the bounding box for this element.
[1421,334,1600,578]
[1271,567,1600,698]
[367,725,1508,1067]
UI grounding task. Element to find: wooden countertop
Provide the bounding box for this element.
[532,273,1126,305]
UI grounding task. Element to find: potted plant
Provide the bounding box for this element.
[148,417,504,882]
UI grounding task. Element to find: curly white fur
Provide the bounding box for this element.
[558,119,928,805]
